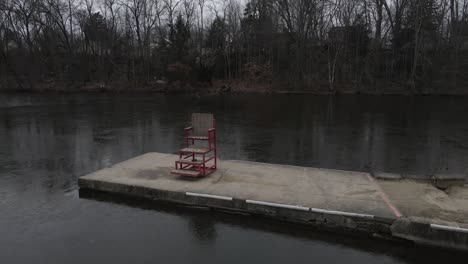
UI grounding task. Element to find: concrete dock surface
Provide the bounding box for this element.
[79,152,468,250]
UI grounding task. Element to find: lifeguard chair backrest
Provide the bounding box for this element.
[191,113,214,136]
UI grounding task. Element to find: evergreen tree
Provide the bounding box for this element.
[169,14,191,63]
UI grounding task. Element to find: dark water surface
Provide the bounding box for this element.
[1,94,468,263]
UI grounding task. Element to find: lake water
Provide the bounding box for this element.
[1,94,468,263]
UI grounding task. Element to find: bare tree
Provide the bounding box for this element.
[163,0,181,31]
[0,0,467,93]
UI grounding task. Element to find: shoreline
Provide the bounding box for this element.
[2,79,468,96]
[2,88,468,97]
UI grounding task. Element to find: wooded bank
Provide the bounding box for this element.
[1,0,468,94]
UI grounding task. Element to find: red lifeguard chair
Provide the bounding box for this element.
[171,113,217,177]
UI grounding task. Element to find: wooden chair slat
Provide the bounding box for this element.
[191,113,213,136]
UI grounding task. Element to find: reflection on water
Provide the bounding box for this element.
[1,94,468,180]
[188,212,218,243]
[1,94,468,263]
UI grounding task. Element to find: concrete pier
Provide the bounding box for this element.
[79,152,468,250]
